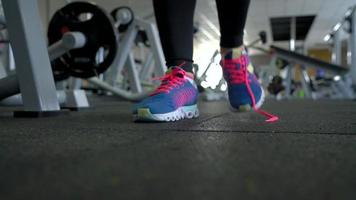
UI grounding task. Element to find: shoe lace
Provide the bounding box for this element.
[223,60,247,84]
[223,56,279,123]
[150,67,186,96]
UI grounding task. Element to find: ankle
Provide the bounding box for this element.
[167,60,193,73]
[220,45,245,59]
[220,45,254,74]
[185,72,195,80]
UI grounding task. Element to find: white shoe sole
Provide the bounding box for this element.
[134,104,199,122]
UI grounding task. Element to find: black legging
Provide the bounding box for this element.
[153,0,250,72]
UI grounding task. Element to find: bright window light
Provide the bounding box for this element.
[333,23,341,31]
[323,34,331,42]
[193,41,223,89]
[333,75,341,81]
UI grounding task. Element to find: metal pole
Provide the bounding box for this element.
[126,52,143,93]
[350,7,356,85]
[332,29,342,65]
[285,17,296,98]
[300,66,312,98]
[136,19,166,76]
[333,22,354,99]
[290,17,296,51]
[108,23,138,86]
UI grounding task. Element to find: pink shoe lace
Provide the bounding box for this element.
[223,55,279,123]
[150,67,187,96]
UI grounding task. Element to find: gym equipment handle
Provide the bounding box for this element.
[0,32,86,100]
[48,32,86,61]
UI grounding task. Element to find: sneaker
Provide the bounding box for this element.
[133,67,199,122]
[221,47,278,122]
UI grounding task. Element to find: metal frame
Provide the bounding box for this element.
[0,33,90,109]
[283,17,314,99]
[1,90,89,109]
[331,24,354,99]
[139,52,154,81]
[2,0,60,112]
[327,5,356,98]
[135,19,166,76]
[275,6,356,100]
[272,45,353,99]
[108,18,166,84]
[91,18,166,101]
[272,46,349,74]
[272,6,356,99]
[332,27,342,65]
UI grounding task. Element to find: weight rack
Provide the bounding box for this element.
[0,0,89,117]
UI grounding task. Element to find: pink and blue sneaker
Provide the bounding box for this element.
[133,67,199,122]
[221,47,278,122]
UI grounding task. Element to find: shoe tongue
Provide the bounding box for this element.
[168,66,185,78]
[223,46,246,60]
[224,51,233,60]
[174,71,184,78]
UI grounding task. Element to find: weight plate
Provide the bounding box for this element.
[48,1,119,79]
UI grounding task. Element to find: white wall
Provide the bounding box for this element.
[38,0,154,25]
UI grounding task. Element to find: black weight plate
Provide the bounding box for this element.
[111,6,134,33]
[48,1,119,79]
[51,58,71,81]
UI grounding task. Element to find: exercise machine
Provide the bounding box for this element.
[88,7,166,101]
[266,6,356,100]
[278,5,355,99]
[0,1,119,117]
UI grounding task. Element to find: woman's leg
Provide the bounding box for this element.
[152,0,196,72]
[132,0,199,122]
[216,0,278,122]
[216,0,250,50]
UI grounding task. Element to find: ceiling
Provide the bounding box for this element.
[194,0,356,49]
[76,0,355,50]
[2,0,356,51]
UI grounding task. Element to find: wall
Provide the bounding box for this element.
[38,0,154,27]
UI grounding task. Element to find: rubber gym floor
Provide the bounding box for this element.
[0,96,355,200]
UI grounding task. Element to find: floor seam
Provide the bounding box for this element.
[194,112,230,125]
[165,129,356,136]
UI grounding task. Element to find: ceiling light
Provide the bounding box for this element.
[323,34,331,42]
[332,23,341,32]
